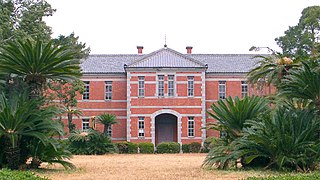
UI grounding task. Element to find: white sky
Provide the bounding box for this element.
[45,0,320,54]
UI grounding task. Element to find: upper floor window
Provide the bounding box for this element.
[158,75,164,97]
[241,81,248,98]
[105,81,112,100]
[138,76,145,97]
[138,117,145,137]
[219,81,226,99]
[82,118,90,131]
[168,75,175,97]
[188,116,195,137]
[83,81,90,100]
[187,76,194,97]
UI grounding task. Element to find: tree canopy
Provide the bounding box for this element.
[275,6,320,59]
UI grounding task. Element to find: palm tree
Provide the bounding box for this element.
[96,113,117,136]
[0,39,81,98]
[280,61,320,112]
[0,92,62,169]
[63,106,82,133]
[248,55,298,89]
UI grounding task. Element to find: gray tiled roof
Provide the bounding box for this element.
[189,54,260,73]
[81,49,262,74]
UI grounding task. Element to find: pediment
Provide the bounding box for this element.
[127,48,206,69]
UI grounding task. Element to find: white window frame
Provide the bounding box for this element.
[138,117,145,137]
[188,116,195,137]
[138,76,145,97]
[241,81,248,98]
[168,75,175,97]
[107,126,112,137]
[82,118,90,131]
[219,81,226,99]
[83,81,90,100]
[105,81,112,100]
[187,76,194,97]
[158,75,164,97]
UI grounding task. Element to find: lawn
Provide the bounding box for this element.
[37,154,272,180]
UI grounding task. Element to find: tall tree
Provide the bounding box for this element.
[53,33,91,59]
[0,0,55,44]
[275,6,320,59]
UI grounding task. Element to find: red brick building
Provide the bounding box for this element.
[73,46,264,146]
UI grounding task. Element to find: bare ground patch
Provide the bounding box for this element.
[38,154,265,180]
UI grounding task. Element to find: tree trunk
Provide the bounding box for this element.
[103,125,109,136]
[68,113,75,133]
[5,147,20,170]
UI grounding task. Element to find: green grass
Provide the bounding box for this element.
[0,169,49,180]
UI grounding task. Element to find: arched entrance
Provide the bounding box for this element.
[155,113,177,145]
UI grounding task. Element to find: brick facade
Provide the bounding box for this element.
[63,47,270,146]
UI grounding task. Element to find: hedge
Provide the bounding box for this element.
[139,142,154,154]
[189,142,201,153]
[116,142,138,154]
[156,142,180,154]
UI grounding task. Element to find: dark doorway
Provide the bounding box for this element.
[155,113,177,145]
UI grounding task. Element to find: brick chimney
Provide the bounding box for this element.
[137,46,143,54]
[186,46,193,54]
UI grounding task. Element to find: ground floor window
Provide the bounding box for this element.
[107,126,112,137]
[188,117,194,137]
[82,118,90,131]
[138,117,145,137]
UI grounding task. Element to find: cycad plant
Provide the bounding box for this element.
[0,92,70,169]
[280,61,320,112]
[204,96,270,169]
[207,96,270,141]
[96,113,117,137]
[0,39,81,98]
[248,55,298,88]
[233,106,320,171]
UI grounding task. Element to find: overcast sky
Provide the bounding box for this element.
[45,0,319,54]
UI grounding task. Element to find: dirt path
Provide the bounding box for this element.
[39,154,261,180]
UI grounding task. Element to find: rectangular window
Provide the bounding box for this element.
[188,117,195,137]
[168,75,175,97]
[241,81,248,98]
[82,118,90,131]
[187,76,194,97]
[158,75,164,97]
[138,117,145,137]
[107,126,112,137]
[138,76,145,97]
[83,81,90,100]
[105,81,112,100]
[219,81,226,99]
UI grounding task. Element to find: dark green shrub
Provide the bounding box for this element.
[127,142,138,154]
[156,142,180,154]
[115,141,138,154]
[189,142,201,153]
[0,169,48,180]
[68,129,116,155]
[201,137,218,153]
[139,142,154,154]
[182,144,190,153]
[115,142,129,154]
